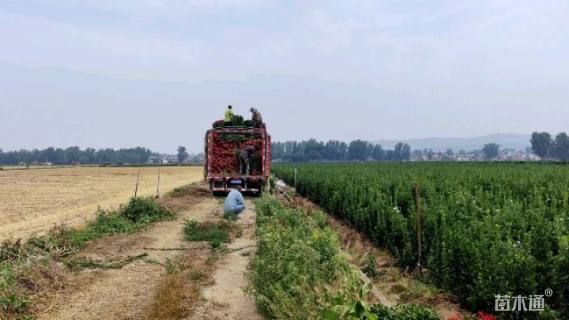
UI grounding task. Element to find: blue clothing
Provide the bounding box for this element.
[224,189,245,214]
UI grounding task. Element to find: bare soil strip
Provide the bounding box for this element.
[191,199,261,320]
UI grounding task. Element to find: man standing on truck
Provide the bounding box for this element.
[224,105,234,126]
[239,145,255,175]
[224,188,245,214]
[250,107,263,127]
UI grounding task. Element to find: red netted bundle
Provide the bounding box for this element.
[209,131,264,175]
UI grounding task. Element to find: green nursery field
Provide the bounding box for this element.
[273,162,569,318]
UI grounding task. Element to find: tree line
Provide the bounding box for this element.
[530,132,569,161]
[0,147,153,165]
[272,139,411,162]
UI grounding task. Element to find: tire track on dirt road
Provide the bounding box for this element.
[191,199,261,320]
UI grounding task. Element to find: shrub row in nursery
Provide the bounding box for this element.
[273,162,569,319]
[248,195,439,320]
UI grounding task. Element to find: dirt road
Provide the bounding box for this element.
[36,187,260,320]
[191,199,261,320]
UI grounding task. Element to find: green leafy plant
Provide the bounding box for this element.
[121,197,174,223]
[167,185,194,198]
[370,304,439,320]
[223,211,237,221]
[273,162,569,318]
[249,196,369,319]
[0,293,30,314]
[183,220,232,245]
[362,254,380,279]
[322,285,378,320]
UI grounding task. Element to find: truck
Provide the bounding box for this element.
[204,120,271,195]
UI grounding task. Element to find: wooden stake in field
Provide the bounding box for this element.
[414,183,422,276]
[294,168,298,192]
[134,170,141,198]
[156,169,161,198]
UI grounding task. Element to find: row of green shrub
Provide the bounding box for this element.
[0,197,174,318]
[273,163,569,319]
[59,196,175,251]
[248,196,439,320]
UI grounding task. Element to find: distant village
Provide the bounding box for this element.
[146,153,204,165]
[410,147,538,162]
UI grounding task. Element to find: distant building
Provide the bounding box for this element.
[147,155,179,165]
[147,156,162,164]
[163,155,179,164]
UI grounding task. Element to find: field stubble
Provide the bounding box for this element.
[0,166,203,241]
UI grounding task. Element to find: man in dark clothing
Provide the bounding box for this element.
[249,107,263,127]
[239,146,255,175]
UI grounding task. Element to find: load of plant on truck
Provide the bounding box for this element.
[208,133,263,176]
[204,107,271,195]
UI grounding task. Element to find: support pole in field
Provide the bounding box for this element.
[294,168,298,193]
[414,183,422,276]
[156,169,161,198]
[134,170,141,198]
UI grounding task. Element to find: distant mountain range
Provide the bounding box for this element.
[371,133,531,152]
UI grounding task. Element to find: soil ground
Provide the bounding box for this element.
[33,185,260,320]
[191,200,261,320]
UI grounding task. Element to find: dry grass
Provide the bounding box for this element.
[1,165,73,170]
[143,249,214,320]
[0,166,203,241]
[160,186,212,212]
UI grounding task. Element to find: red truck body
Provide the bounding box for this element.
[204,123,271,194]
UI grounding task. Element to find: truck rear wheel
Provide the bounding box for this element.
[254,186,263,197]
[210,181,226,197]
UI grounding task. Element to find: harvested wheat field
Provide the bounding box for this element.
[0,166,203,241]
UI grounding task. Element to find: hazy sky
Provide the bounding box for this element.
[1,0,568,153]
